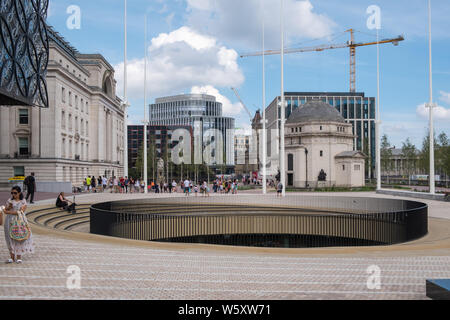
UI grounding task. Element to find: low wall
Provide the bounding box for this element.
[377,189,446,201]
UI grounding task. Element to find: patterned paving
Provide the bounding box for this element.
[1,192,449,300]
[2,228,450,300]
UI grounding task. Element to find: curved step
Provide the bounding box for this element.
[54,216,90,230]
[45,212,89,228]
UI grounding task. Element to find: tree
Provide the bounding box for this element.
[401,138,417,186]
[436,132,450,187]
[380,134,393,184]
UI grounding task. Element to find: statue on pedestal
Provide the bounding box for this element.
[318,169,327,182]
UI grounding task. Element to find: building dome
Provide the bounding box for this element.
[286,100,345,124]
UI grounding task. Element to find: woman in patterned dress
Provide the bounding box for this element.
[3,186,34,264]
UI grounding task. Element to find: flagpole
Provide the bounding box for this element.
[123,0,129,178]
[428,0,435,194]
[262,0,267,195]
[280,0,286,197]
[376,27,381,191]
[144,15,148,194]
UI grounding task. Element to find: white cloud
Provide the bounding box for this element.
[186,0,337,49]
[186,0,213,11]
[416,103,450,121]
[440,91,450,105]
[114,26,244,100]
[190,85,243,117]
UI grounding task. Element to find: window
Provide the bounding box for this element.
[81,98,84,112]
[13,166,25,177]
[75,95,78,109]
[69,92,72,106]
[62,87,66,103]
[86,102,89,114]
[68,114,72,131]
[320,151,323,157]
[61,111,66,129]
[75,116,78,132]
[62,138,66,158]
[81,119,84,135]
[86,121,89,137]
[354,164,361,171]
[288,154,294,171]
[342,165,345,171]
[320,126,323,131]
[18,137,29,155]
[19,109,29,125]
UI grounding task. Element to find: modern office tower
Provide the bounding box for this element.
[149,94,235,174]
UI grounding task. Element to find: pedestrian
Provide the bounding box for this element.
[102,176,107,192]
[24,172,36,204]
[91,176,97,193]
[113,176,119,193]
[184,179,190,196]
[124,177,129,194]
[277,181,283,197]
[2,186,34,264]
[172,180,177,193]
[86,176,92,192]
[140,179,145,193]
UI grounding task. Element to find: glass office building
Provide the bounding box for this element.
[149,94,235,170]
[266,92,376,179]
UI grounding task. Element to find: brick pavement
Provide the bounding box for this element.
[0,191,449,300]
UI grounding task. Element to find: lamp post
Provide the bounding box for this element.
[280,0,286,197]
[123,0,129,178]
[428,0,435,195]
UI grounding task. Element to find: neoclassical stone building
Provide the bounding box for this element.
[0,26,125,190]
[285,100,365,188]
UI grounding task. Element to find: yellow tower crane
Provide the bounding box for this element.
[240,29,404,92]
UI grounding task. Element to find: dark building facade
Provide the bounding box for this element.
[0,0,49,108]
[127,125,192,170]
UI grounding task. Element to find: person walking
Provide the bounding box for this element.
[184,179,190,196]
[2,186,34,264]
[24,172,36,204]
[277,181,283,197]
[91,176,97,193]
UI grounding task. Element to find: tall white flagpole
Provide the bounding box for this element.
[280,0,286,197]
[144,15,148,194]
[428,0,435,195]
[376,27,381,191]
[262,0,267,195]
[123,0,129,178]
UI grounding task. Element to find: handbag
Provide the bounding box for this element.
[9,210,31,242]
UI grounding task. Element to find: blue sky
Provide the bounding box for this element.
[47,0,450,149]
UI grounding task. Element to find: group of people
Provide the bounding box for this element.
[182,179,210,197]
[212,179,239,194]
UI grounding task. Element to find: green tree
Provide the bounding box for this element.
[380,134,393,184]
[401,138,417,186]
[436,132,450,187]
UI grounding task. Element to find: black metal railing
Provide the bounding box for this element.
[90,196,428,248]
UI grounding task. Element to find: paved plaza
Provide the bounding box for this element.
[1,191,450,300]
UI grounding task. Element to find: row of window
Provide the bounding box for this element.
[61,87,89,114]
[61,111,89,136]
[61,138,89,160]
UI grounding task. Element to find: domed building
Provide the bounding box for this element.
[285,100,365,188]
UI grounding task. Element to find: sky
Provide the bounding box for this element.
[47,0,450,149]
